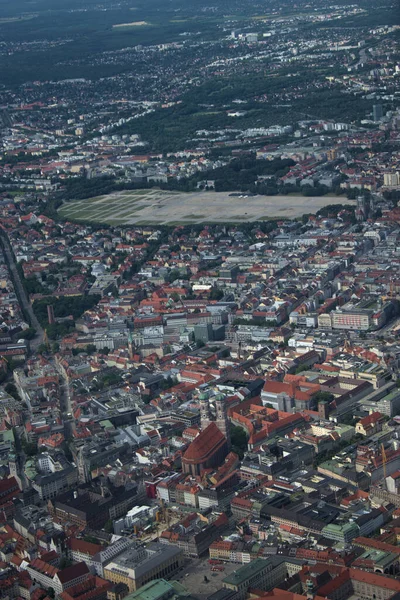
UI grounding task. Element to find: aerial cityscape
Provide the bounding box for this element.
[0,1,399,600]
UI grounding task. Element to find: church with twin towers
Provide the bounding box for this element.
[182,391,232,476]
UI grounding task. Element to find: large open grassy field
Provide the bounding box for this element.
[58,189,353,225]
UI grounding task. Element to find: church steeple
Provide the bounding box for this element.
[215,393,231,450]
[199,392,212,431]
[128,330,134,360]
[9,452,26,490]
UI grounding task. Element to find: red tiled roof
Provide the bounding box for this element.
[66,538,103,557]
[29,558,59,578]
[353,537,400,555]
[56,562,89,584]
[0,476,19,498]
[358,411,383,427]
[60,575,110,600]
[182,422,226,464]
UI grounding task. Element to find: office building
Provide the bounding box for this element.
[103,542,184,592]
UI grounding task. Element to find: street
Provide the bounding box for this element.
[0,228,44,352]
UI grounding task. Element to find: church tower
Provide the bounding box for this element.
[128,330,134,360]
[77,447,90,483]
[199,392,212,431]
[215,393,231,450]
[9,452,26,491]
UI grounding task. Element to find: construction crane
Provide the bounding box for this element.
[157,498,170,526]
[157,498,166,521]
[343,334,352,353]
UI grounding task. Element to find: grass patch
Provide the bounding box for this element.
[59,189,351,225]
[165,221,194,226]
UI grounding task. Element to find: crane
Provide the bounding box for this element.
[343,333,352,353]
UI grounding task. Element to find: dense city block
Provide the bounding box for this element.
[0,1,400,600]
